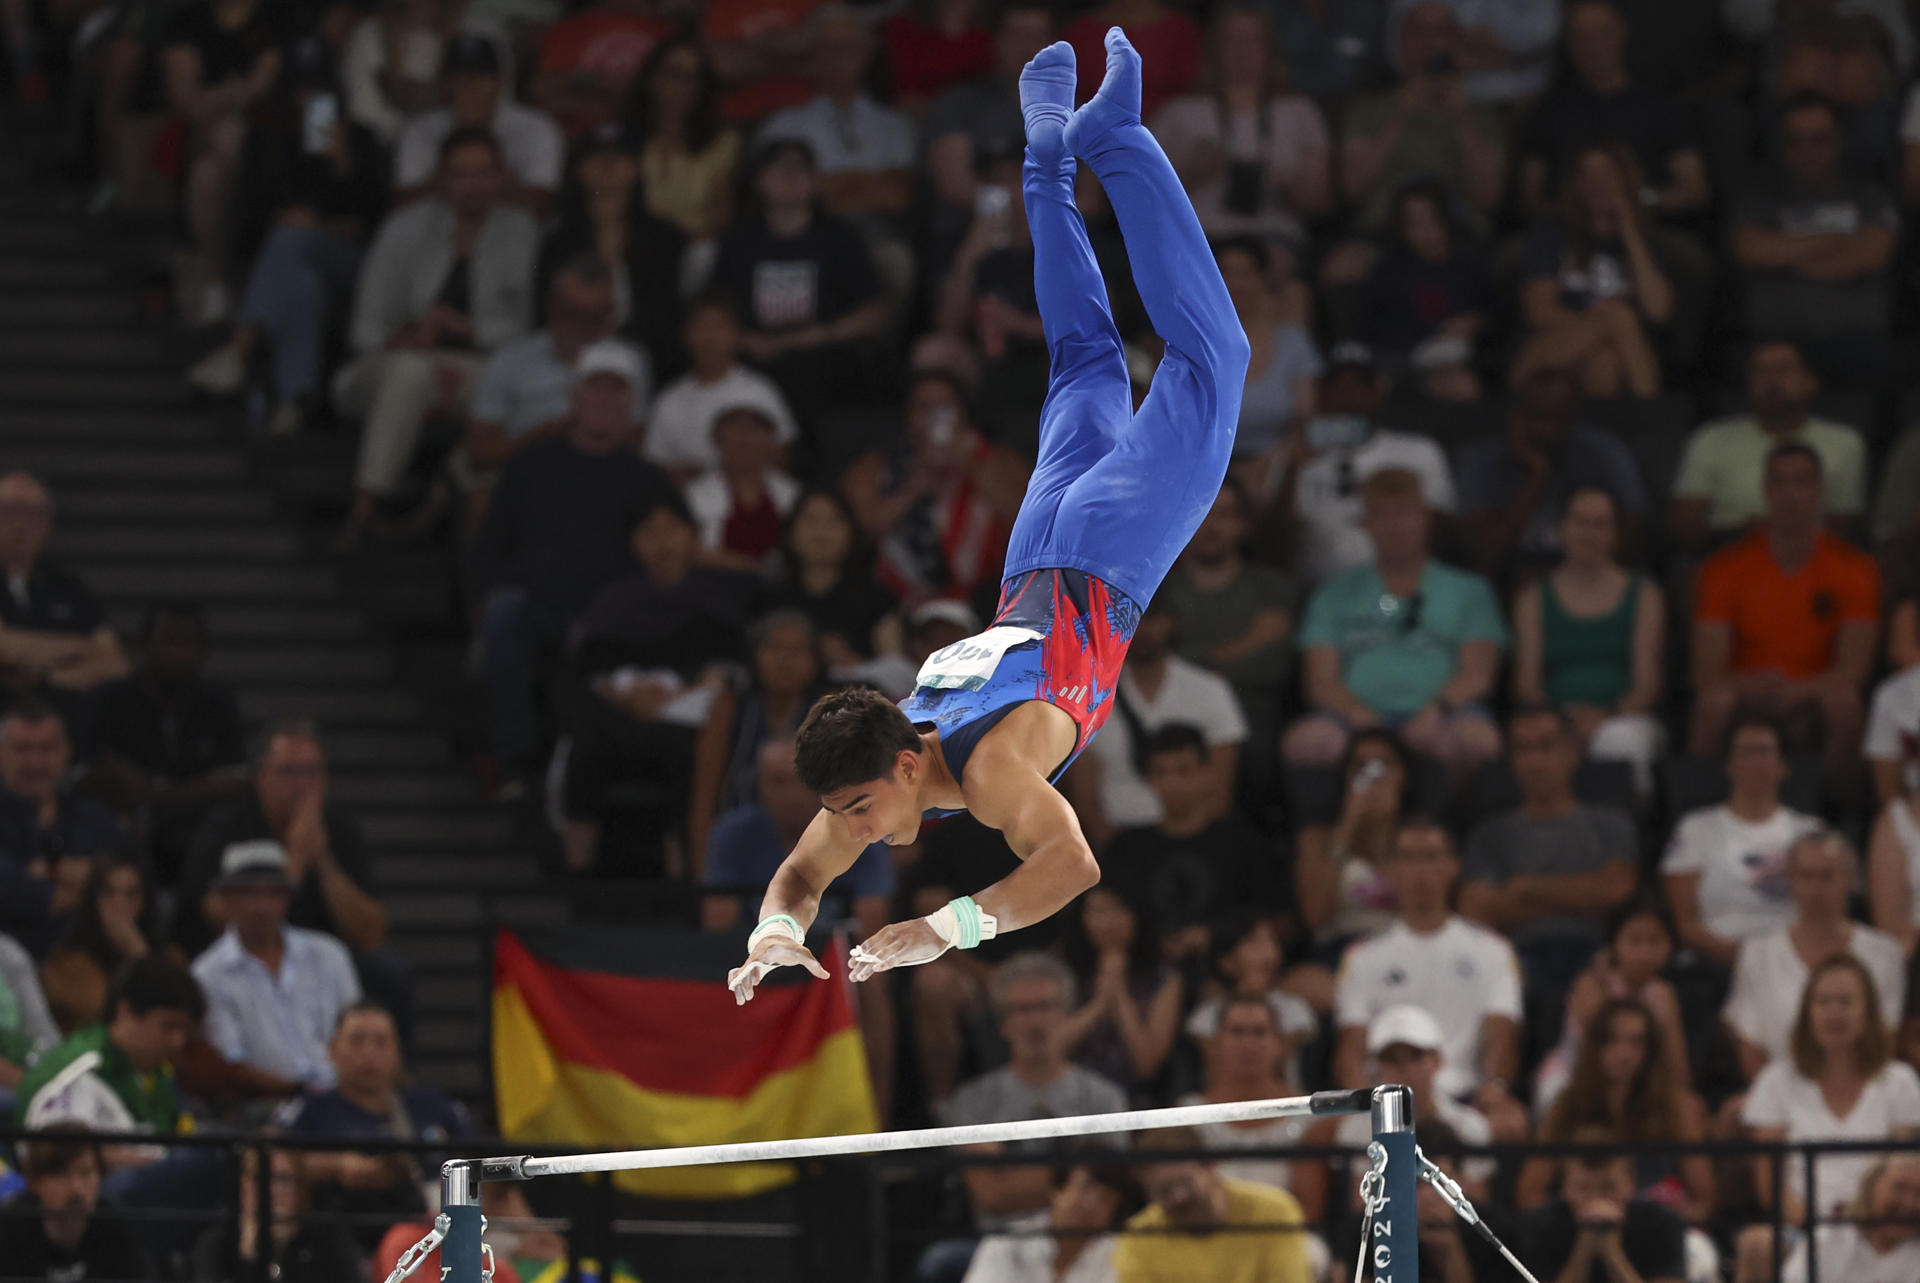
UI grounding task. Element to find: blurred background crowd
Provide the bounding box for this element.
[5,0,1920,1279]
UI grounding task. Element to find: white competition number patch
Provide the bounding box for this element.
[914,626,1044,692]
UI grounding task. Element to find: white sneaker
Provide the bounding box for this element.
[187,343,245,396]
[195,281,231,326]
[264,403,304,436]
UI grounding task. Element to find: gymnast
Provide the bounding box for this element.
[730,28,1250,1003]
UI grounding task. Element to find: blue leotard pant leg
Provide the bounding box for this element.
[1002,119,1250,608]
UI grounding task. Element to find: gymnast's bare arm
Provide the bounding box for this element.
[726,808,867,1003]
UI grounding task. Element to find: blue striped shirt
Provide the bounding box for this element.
[192,927,360,1087]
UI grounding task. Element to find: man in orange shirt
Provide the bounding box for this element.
[1692,443,1879,793]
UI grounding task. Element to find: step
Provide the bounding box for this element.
[0,259,115,288]
[490,894,570,928]
[416,974,487,1012]
[390,933,484,971]
[53,527,302,561]
[0,372,187,407]
[385,891,485,929]
[0,408,218,440]
[378,851,534,887]
[0,296,137,328]
[84,565,337,603]
[57,489,277,522]
[325,730,450,769]
[0,332,171,369]
[415,1057,484,1096]
[360,812,517,848]
[239,688,423,723]
[8,447,243,483]
[328,774,482,808]
[414,1016,480,1057]
[204,646,393,685]
[107,603,370,644]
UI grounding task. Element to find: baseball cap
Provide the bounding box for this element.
[444,33,502,77]
[576,340,643,386]
[908,600,981,635]
[1366,1004,1443,1055]
[1326,341,1376,374]
[217,839,293,889]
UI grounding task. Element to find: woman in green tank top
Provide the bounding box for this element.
[1512,486,1667,794]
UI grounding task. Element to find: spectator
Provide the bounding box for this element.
[700,739,892,935]
[936,953,1128,1232]
[1074,603,1247,844]
[710,138,892,418]
[1511,145,1677,399]
[1726,831,1905,1079]
[884,0,992,116]
[841,371,1025,606]
[557,497,754,872]
[959,1161,1140,1283]
[1750,1152,1920,1283]
[1458,367,1650,584]
[1519,1000,1715,1224]
[683,407,803,570]
[16,956,200,1139]
[761,490,901,672]
[1113,1125,1311,1283]
[644,294,800,480]
[0,702,127,958]
[185,36,387,437]
[465,256,639,476]
[277,1003,471,1241]
[1333,820,1526,1132]
[1358,180,1493,400]
[1533,897,1692,1108]
[393,34,564,212]
[471,341,677,791]
[931,148,1050,414]
[1059,887,1182,1104]
[1151,5,1330,256]
[1689,444,1880,788]
[1460,705,1639,1018]
[687,610,825,871]
[1180,996,1314,1205]
[1160,480,1294,776]
[1726,0,1912,74]
[1267,345,1458,585]
[758,6,914,222]
[1285,467,1507,778]
[532,126,685,372]
[160,0,285,323]
[0,929,56,1095]
[1516,1142,1689,1283]
[86,603,248,884]
[191,839,360,1090]
[1670,340,1867,552]
[1267,0,1388,100]
[190,1147,365,1283]
[923,6,1051,223]
[1511,485,1667,797]
[0,472,129,697]
[1730,92,1897,386]
[526,0,670,137]
[334,128,540,550]
[1867,784,1920,954]
[1217,239,1321,462]
[0,1126,148,1283]
[1294,729,1411,954]
[1515,0,1710,220]
[1182,915,1318,1052]
[1336,0,1506,254]
[623,33,740,245]
[338,0,471,147]
[1662,711,1822,968]
[38,859,160,1036]
[1742,955,1920,1224]
[1863,595,1920,805]
[1873,427,1920,545]
[1062,1,1200,122]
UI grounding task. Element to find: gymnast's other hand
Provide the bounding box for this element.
[848,918,950,981]
[728,935,829,1005]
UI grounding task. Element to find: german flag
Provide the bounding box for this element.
[492,926,877,1199]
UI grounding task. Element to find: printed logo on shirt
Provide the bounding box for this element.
[1743,845,1793,902]
[752,260,820,329]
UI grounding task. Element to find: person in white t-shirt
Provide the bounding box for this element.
[1332,820,1527,1134]
[1741,954,1920,1226]
[1662,712,1821,968]
[645,294,800,480]
[1748,1152,1920,1283]
[959,1161,1139,1283]
[1726,830,1906,1081]
[1863,661,1920,809]
[1266,344,1457,584]
[1071,602,1247,843]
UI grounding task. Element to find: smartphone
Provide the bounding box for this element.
[924,404,959,449]
[1350,758,1389,795]
[974,184,1012,221]
[302,93,339,154]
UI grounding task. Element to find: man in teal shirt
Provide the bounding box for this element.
[1284,466,1508,777]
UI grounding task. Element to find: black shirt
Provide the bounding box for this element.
[1517,1199,1687,1283]
[174,796,374,955]
[1519,80,1696,195]
[761,568,898,660]
[711,210,880,334]
[92,676,243,784]
[189,1221,365,1283]
[0,791,131,956]
[0,561,104,637]
[1102,818,1285,931]
[161,0,287,85]
[569,568,757,677]
[0,1196,151,1283]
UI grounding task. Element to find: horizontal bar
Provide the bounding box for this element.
[487,1089,1371,1181]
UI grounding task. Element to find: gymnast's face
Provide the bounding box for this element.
[819,750,927,847]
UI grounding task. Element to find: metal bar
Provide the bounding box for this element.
[1802,1146,1818,1283]
[441,1161,483,1283]
[487,1090,1369,1181]
[1370,1086,1418,1283]
[1770,1145,1785,1283]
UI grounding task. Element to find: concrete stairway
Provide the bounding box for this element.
[0,188,565,1107]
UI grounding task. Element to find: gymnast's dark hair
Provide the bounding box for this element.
[794,686,923,795]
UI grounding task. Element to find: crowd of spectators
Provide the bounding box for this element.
[10,0,1920,1278]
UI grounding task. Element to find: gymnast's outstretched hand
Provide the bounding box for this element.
[728,934,829,1005]
[848,918,950,982]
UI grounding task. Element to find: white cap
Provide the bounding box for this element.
[909,599,981,634]
[1366,1004,1443,1055]
[217,838,292,888]
[576,339,643,386]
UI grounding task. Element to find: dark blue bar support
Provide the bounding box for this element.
[441,1161,484,1283]
[1370,1086,1419,1283]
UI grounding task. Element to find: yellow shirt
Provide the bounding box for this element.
[1112,1179,1311,1283]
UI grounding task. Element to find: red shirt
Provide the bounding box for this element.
[884,14,992,105]
[705,0,827,122]
[1695,531,1882,677]
[1062,10,1201,123]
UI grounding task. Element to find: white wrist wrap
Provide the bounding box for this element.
[748,915,804,949]
[925,896,998,949]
